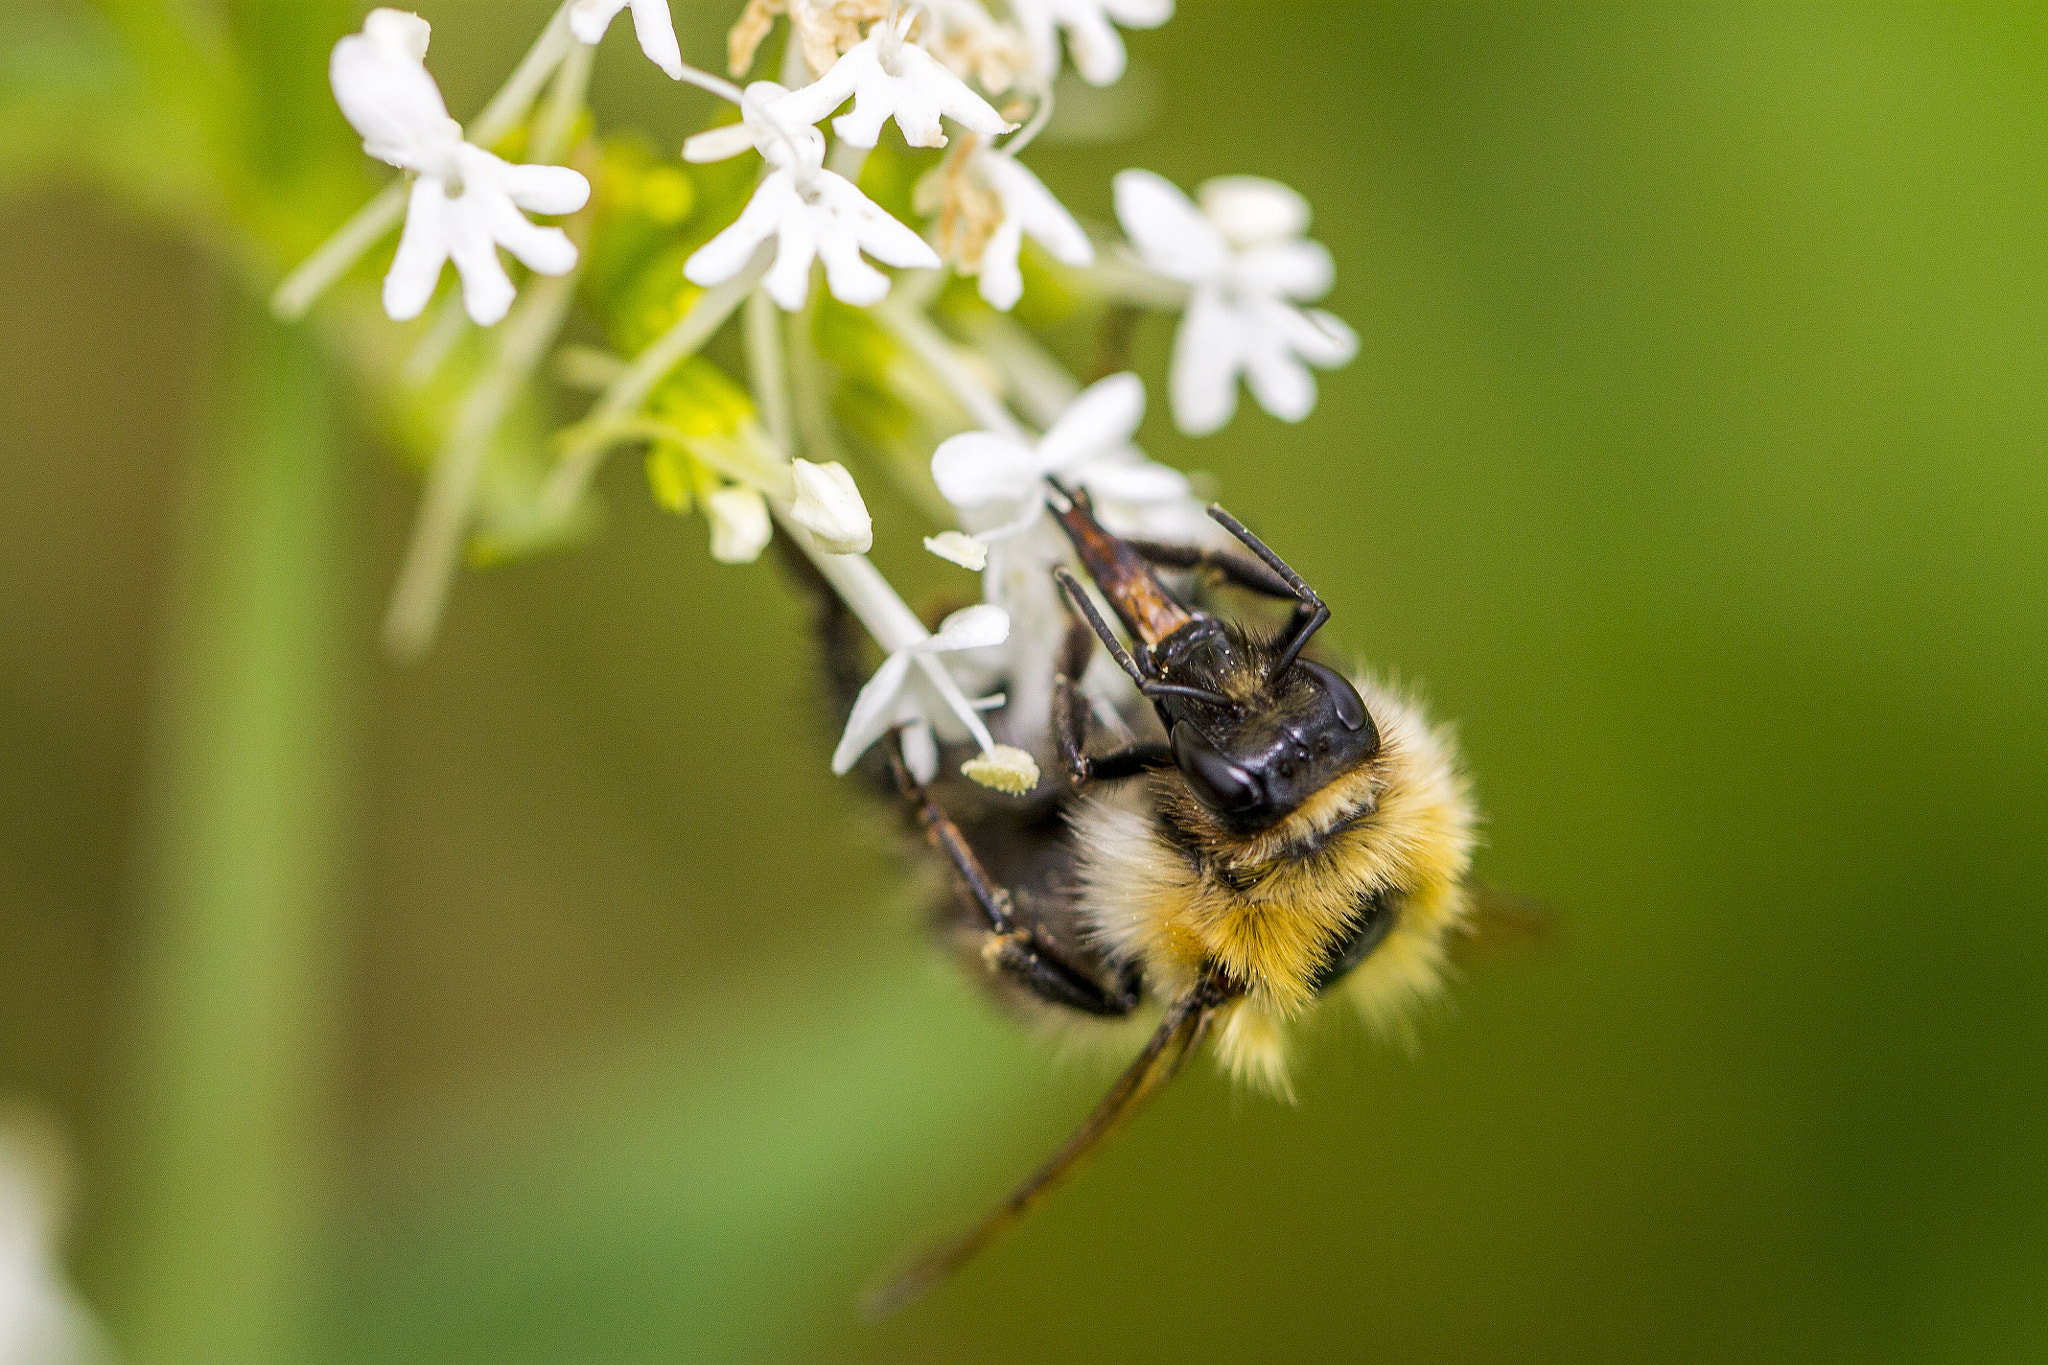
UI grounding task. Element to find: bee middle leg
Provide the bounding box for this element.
[887,737,1139,1018]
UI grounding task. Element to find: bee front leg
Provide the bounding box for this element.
[1054,606,1172,789]
[886,737,1139,1018]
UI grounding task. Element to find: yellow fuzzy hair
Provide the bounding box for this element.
[1071,674,1477,1096]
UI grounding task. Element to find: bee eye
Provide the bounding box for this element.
[1300,660,1368,733]
[1171,721,1261,815]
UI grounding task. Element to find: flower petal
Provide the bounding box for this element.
[1169,285,1242,436]
[441,196,516,325]
[383,177,450,320]
[976,217,1026,311]
[1113,169,1226,281]
[625,0,683,79]
[682,123,757,164]
[820,174,942,269]
[900,717,939,783]
[568,0,629,44]
[1284,306,1359,368]
[685,173,797,287]
[924,603,1012,653]
[987,156,1093,268]
[330,16,456,172]
[931,431,1040,507]
[1039,371,1145,469]
[815,230,892,307]
[1078,458,1190,505]
[1244,341,1317,423]
[1237,239,1334,301]
[762,203,821,309]
[1198,175,1309,249]
[496,160,593,216]
[832,650,914,773]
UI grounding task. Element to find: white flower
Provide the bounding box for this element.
[975,152,1093,311]
[833,604,1012,780]
[788,459,874,553]
[330,9,590,326]
[1013,0,1172,87]
[569,0,683,79]
[683,82,941,310]
[1114,169,1357,435]
[929,372,1189,537]
[706,485,773,563]
[775,10,1014,149]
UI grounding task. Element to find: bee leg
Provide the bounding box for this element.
[1054,610,1173,788]
[1121,538,1300,602]
[887,736,1140,1018]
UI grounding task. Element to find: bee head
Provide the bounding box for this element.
[1155,625,1380,832]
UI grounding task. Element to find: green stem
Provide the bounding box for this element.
[541,246,772,516]
[112,296,352,1364]
[382,254,584,662]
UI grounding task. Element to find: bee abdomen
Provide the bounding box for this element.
[1310,888,1399,995]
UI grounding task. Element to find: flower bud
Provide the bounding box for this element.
[706,485,771,563]
[788,459,874,554]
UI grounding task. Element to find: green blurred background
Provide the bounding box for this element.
[5,1,2048,1360]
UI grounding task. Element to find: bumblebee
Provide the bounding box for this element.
[795,483,1496,1314]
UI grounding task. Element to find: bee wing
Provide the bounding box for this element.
[1451,881,1557,968]
[862,986,1221,1319]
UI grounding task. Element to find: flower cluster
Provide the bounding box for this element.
[285,0,1359,793]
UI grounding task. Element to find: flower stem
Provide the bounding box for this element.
[529,35,594,167]
[744,296,999,756]
[468,2,579,147]
[744,285,794,456]
[875,295,1026,439]
[269,182,407,322]
[542,245,773,516]
[953,309,1080,427]
[1081,252,1193,310]
[112,295,352,1364]
[383,252,585,661]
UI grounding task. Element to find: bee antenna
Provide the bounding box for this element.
[1054,565,1150,687]
[1205,504,1330,680]
[1055,567,1230,708]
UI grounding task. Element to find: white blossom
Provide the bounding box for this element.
[1114,169,1357,435]
[569,0,683,79]
[929,372,1189,538]
[706,485,773,563]
[788,459,874,553]
[833,604,1012,780]
[1014,0,1172,87]
[330,9,590,326]
[932,373,1208,746]
[775,10,1014,149]
[975,152,1093,311]
[684,83,941,310]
